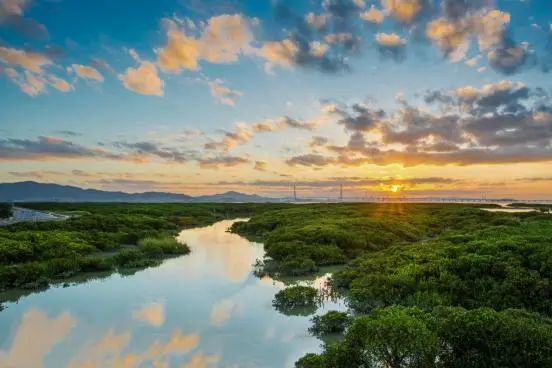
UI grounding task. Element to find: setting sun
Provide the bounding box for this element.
[390,185,401,193]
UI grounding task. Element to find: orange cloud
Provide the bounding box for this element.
[207,79,242,106]
[72,64,104,82]
[119,61,164,96]
[0,46,51,73]
[382,0,422,23]
[375,32,406,47]
[361,5,385,24]
[157,14,256,73]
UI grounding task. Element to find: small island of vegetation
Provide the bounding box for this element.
[273,285,319,316]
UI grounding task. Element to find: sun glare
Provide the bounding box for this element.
[390,185,401,193]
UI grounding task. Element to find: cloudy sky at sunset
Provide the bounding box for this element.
[1,0,551,199]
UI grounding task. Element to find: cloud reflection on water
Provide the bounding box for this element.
[0,309,76,368]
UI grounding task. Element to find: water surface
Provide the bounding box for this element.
[481,208,536,213]
[0,219,344,368]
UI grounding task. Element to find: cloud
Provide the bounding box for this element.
[0,308,76,368]
[206,116,315,151]
[198,156,250,169]
[204,123,253,150]
[0,46,74,96]
[48,74,72,92]
[0,46,51,73]
[207,78,242,105]
[133,302,165,327]
[305,12,327,29]
[360,5,385,24]
[219,176,459,188]
[4,68,46,96]
[310,136,329,148]
[423,7,531,72]
[487,42,528,75]
[0,0,28,17]
[113,141,193,162]
[0,0,48,39]
[382,0,424,24]
[156,14,256,73]
[335,103,386,132]
[375,32,406,60]
[71,64,104,82]
[286,153,335,167]
[256,39,299,71]
[254,160,268,171]
[260,0,361,73]
[119,61,164,96]
[0,136,123,161]
[287,82,552,167]
[183,353,220,368]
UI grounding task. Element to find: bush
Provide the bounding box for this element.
[295,354,326,368]
[137,236,189,256]
[309,311,350,336]
[113,248,156,268]
[280,257,318,275]
[274,285,318,307]
[80,255,114,272]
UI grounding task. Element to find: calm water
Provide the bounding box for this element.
[0,219,345,368]
[481,208,536,213]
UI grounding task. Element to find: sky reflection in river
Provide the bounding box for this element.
[0,219,345,368]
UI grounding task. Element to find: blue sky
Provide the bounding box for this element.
[1,0,551,198]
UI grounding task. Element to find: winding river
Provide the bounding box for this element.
[0,219,345,368]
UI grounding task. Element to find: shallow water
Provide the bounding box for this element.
[0,219,345,368]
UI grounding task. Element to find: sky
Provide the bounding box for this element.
[0,0,551,199]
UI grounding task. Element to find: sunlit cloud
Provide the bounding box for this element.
[119,60,164,96]
[71,64,104,82]
[156,14,257,72]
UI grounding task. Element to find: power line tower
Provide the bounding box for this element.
[339,184,343,202]
[293,183,297,202]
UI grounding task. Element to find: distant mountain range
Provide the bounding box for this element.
[0,182,277,203]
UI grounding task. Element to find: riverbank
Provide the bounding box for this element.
[0,218,344,368]
[0,203,288,293]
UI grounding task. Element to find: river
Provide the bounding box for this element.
[0,219,345,368]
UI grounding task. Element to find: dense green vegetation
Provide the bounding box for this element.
[309,311,350,336]
[233,203,552,367]
[297,306,552,368]
[0,202,287,293]
[0,203,12,219]
[273,285,319,316]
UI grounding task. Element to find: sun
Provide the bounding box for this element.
[390,184,401,193]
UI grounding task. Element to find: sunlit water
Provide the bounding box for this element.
[0,219,345,368]
[481,208,536,213]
